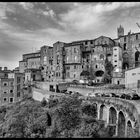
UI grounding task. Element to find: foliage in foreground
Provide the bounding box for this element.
[0,94,110,138]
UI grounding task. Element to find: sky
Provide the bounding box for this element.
[1,2,140,69]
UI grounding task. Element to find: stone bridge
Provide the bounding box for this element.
[85,96,140,137]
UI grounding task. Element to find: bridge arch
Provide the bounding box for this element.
[108,107,117,136]
[118,111,126,137]
[99,104,108,122]
[127,120,134,137]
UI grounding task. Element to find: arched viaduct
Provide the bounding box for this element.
[85,97,140,137]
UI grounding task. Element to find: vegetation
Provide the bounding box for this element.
[103,58,114,84]
[0,94,110,138]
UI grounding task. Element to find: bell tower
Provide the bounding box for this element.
[117,25,124,38]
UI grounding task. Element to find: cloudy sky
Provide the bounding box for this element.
[1,2,140,69]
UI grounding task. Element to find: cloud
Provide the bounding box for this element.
[19,2,34,10]
[0,2,140,69]
[58,2,140,33]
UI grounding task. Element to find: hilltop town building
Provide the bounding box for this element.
[15,25,140,93]
[40,45,53,82]
[115,25,140,70]
[64,41,83,82]
[53,41,66,82]
[19,51,41,73]
[125,67,140,89]
[0,78,14,105]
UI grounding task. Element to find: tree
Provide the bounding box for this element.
[41,98,47,107]
[73,116,110,138]
[81,103,97,118]
[103,59,114,84]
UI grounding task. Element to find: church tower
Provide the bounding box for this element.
[117,25,124,38]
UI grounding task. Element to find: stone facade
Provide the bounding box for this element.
[19,51,41,73]
[0,78,14,105]
[25,69,42,85]
[64,42,83,81]
[53,41,66,82]
[115,26,140,71]
[14,73,24,102]
[40,45,53,82]
[91,36,115,82]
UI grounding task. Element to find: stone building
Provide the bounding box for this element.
[0,78,14,105]
[19,51,41,73]
[91,36,115,83]
[0,67,12,79]
[114,25,140,71]
[112,42,122,72]
[64,41,83,82]
[53,41,66,82]
[125,66,140,89]
[13,72,25,102]
[24,68,42,85]
[0,67,25,105]
[40,45,53,82]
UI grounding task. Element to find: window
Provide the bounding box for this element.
[17,92,20,97]
[74,56,77,61]
[100,54,104,60]
[3,90,7,94]
[124,43,126,50]
[114,55,117,57]
[124,36,126,42]
[9,98,13,103]
[10,90,13,93]
[136,34,138,40]
[5,74,7,77]
[74,48,76,53]
[17,77,20,83]
[85,41,88,45]
[132,73,136,76]
[74,65,76,69]
[115,65,117,67]
[43,56,47,64]
[82,65,84,69]
[66,66,70,70]
[114,60,117,62]
[57,55,59,64]
[117,81,120,85]
[3,98,7,102]
[74,74,76,78]
[95,64,98,69]
[3,82,8,86]
[90,40,93,44]
[56,72,58,77]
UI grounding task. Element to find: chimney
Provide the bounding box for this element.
[4,67,7,70]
